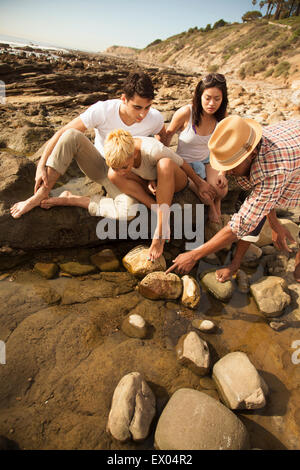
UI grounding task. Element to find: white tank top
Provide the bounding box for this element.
[177,105,212,163]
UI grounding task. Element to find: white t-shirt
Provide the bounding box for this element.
[80,99,164,156]
[131,137,183,180]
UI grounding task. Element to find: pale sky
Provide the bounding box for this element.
[0,0,265,52]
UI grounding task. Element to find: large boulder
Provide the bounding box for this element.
[250,276,291,317]
[154,389,250,450]
[107,372,156,442]
[139,272,182,300]
[0,153,103,250]
[212,352,268,410]
[122,245,166,278]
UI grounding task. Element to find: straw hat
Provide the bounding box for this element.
[208,115,263,171]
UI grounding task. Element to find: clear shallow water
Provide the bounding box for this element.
[0,257,299,449]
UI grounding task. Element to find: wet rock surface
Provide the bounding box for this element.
[0,241,299,450]
[0,45,300,451]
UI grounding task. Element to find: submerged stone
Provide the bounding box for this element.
[34,262,58,279]
[90,249,120,272]
[199,270,234,302]
[59,261,97,276]
[121,314,148,339]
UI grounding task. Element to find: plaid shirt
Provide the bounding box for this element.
[229,120,300,239]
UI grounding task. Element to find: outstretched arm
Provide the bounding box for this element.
[166,224,238,274]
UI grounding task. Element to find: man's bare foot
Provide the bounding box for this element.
[10,189,48,218]
[149,237,165,261]
[40,190,72,209]
[215,262,240,282]
[294,250,300,283]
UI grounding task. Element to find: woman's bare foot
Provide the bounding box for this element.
[294,250,300,283]
[148,224,170,261]
[215,262,240,282]
[10,187,49,218]
[40,190,72,209]
[149,237,166,261]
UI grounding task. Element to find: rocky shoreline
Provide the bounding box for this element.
[0,43,300,450]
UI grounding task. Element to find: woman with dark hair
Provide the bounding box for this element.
[165,73,229,222]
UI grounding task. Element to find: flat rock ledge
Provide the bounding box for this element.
[107,372,156,442]
[154,388,250,450]
[212,351,268,410]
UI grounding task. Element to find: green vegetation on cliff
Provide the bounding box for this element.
[139,15,300,80]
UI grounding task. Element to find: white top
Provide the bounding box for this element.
[80,99,164,156]
[177,105,212,163]
[131,137,183,180]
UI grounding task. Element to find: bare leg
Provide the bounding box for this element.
[294,249,300,282]
[188,179,219,222]
[41,191,90,210]
[149,159,188,261]
[10,167,61,218]
[206,164,228,224]
[215,239,251,282]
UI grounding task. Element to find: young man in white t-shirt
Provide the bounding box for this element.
[10,72,166,219]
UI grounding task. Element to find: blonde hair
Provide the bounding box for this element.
[104,129,135,168]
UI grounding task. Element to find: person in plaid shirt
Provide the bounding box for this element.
[166,115,300,283]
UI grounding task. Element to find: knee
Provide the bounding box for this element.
[157,158,175,173]
[60,128,83,144]
[108,168,118,183]
[114,194,138,221]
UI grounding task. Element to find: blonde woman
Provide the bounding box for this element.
[103,129,215,260]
